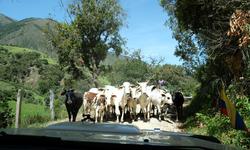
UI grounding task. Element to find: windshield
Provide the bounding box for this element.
[0,0,249,149]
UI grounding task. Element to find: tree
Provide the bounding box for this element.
[37,64,64,94]
[106,50,150,85]
[161,0,250,88]
[51,0,126,87]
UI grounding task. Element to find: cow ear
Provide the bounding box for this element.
[136,87,141,92]
[151,86,157,91]
[98,88,105,91]
[61,89,66,95]
[130,84,136,88]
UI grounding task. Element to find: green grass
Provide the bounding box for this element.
[8,100,68,128]
[2,45,57,64]
[8,101,50,127]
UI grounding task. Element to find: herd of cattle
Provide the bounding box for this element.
[61,81,184,123]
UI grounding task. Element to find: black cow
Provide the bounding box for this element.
[61,89,83,122]
[173,91,184,122]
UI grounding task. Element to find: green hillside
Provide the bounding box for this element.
[1,45,57,64]
[0,14,57,57]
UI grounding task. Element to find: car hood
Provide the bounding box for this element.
[0,121,236,150]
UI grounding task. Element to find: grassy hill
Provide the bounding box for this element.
[0,14,124,65]
[1,45,57,64]
[0,14,57,57]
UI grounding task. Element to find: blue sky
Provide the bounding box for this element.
[0,0,181,65]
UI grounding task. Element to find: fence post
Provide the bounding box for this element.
[49,89,55,121]
[15,89,22,128]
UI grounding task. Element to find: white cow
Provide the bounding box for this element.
[112,82,131,122]
[103,85,116,118]
[137,81,151,122]
[148,87,173,121]
[128,86,141,121]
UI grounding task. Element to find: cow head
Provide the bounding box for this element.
[122,82,131,96]
[96,94,106,106]
[137,81,148,94]
[162,92,173,105]
[130,86,141,100]
[61,89,74,104]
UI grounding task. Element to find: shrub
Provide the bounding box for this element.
[185,109,250,149]
[0,81,17,101]
[22,90,44,105]
[221,129,250,149]
[54,99,68,120]
[183,90,211,118]
[0,99,14,128]
[235,96,250,117]
[196,113,230,136]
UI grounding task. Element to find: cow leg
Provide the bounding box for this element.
[121,107,125,123]
[106,105,109,118]
[115,105,120,122]
[176,106,180,122]
[95,107,99,123]
[142,108,146,122]
[72,109,77,122]
[180,105,183,120]
[142,107,148,122]
[157,105,161,121]
[147,104,151,122]
[66,106,71,122]
[100,110,104,123]
[73,105,81,122]
[154,106,158,116]
[131,106,136,122]
[104,108,108,121]
[72,114,76,122]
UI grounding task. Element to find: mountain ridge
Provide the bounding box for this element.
[0,14,123,65]
[0,14,57,56]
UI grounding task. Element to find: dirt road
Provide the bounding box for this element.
[46,115,182,132]
[127,118,181,132]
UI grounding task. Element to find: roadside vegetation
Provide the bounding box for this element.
[160,0,250,148]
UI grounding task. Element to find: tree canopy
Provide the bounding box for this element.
[161,0,250,92]
[50,0,126,87]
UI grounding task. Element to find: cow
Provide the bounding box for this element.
[127,85,140,121]
[82,88,104,122]
[148,87,173,121]
[137,81,151,122]
[103,85,116,119]
[61,89,83,122]
[173,90,184,122]
[94,92,106,123]
[112,82,131,122]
